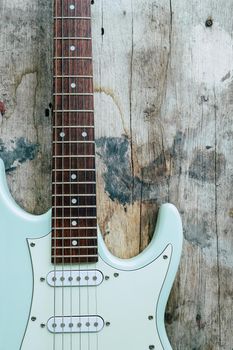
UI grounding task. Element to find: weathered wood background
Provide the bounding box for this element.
[0,0,233,348]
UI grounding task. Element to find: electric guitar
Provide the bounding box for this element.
[0,0,183,349]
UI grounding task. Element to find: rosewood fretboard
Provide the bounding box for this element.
[52,0,97,264]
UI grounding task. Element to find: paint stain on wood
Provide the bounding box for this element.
[188,149,225,182]
[185,219,212,248]
[0,137,38,172]
[96,136,142,204]
[96,132,184,205]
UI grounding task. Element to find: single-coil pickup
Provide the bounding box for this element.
[47,315,104,333]
[46,270,103,287]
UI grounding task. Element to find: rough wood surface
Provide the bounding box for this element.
[0,0,233,348]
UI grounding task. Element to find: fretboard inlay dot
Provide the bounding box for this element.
[71,174,77,180]
[82,131,87,138]
[60,131,65,138]
[72,240,78,246]
[70,45,76,51]
[69,4,75,10]
[71,82,76,89]
[72,220,77,226]
[71,198,77,204]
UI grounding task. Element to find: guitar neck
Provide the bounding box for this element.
[52,0,97,265]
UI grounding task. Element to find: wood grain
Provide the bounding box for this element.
[0,0,233,348]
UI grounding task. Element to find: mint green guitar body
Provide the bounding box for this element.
[0,158,183,350]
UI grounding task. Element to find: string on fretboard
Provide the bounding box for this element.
[52,0,97,264]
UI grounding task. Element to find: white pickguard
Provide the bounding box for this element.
[22,233,172,350]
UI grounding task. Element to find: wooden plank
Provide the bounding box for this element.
[0,0,233,348]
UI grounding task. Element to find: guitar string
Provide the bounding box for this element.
[93,1,99,340]
[67,2,73,349]
[89,0,99,347]
[53,0,59,348]
[79,1,82,349]
[61,0,65,348]
[88,1,98,347]
[75,2,81,349]
[81,2,90,350]
[90,1,98,347]
[84,0,90,345]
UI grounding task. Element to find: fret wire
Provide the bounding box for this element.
[52,182,96,184]
[52,194,96,196]
[53,125,94,128]
[52,169,96,171]
[53,57,92,60]
[52,216,97,219]
[53,110,94,112]
[52,239,97,241]
[52,155,95,158]
[54,75,93,78]
[52,246,98,249]
[52,255,98,258]
[52,229,97,231]
[54,93,94,96]
[54,37,92,40]
[54,16,91,19]
[54,205,96,208]
[53,142,95,144]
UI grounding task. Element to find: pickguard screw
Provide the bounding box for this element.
[40,323,46,328]
[40,277,45,282]
[106,322,111,326]
[114,273,119,278]
[31,317,37,321]
[105,276,110,280]
[30,243,35,247]
[163,255,168,260]
[205,18,213,27]
[148,315,154,320]
[149,346,155,350]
